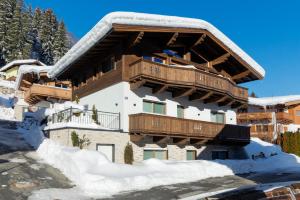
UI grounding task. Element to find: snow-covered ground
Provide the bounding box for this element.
[0,93,15,120]
[33,137,300,198]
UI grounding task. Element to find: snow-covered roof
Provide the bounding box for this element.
[15,65,53,90]
[249,95,300,107]
[0,59,45,72]
[48,12,265,79]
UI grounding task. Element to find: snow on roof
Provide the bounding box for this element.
[0,59,45,72]
[249,95,300,107]
[15,65,53,90]
[48,12,265,79]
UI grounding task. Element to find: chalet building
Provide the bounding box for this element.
[42,12,266,163]
[14,65,72,120]
[0,59,45,81]
[237,96,300,143]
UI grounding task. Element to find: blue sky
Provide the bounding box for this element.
[25,0,300,97]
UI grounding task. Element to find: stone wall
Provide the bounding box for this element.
[46,128,248,164]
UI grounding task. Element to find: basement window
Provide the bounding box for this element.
[143,149,168,160]
[177,105,185,118]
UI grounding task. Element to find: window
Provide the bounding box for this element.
[177,105,185,118]
[211,111,225,124]
[212,150,229,160]
[143,100,166,115]
[296,110,300,116]
[186,150,197,160]
[143,149,168,160]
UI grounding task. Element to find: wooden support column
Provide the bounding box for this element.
[172,137,190,145]
[166,32,179,46]
[130,79,146,90]
[130,134,144,143]
[189,91,213,101]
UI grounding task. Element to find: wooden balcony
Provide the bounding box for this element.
[129,113,250,145]
[237,112,293,124]
[25,84,72,104]
[129,59,248,108]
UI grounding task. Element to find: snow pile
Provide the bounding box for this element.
[249,95,300,107]
[49,12,265,79]
[36,138,300,198]
[0,80,15,89]
[0,93,15,120]
[18,117,44,149]
[244,137,282,157]
[0,59,45,72]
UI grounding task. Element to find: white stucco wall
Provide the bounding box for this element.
[79,82,237,132]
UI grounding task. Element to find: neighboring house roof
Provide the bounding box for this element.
[248,96,300,107]
[48,11,265,79]
[15,65,53,90]
[0,59,45,72]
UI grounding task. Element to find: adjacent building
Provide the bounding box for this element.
[0,59,45,81]
[32,12,265,163]
[237,96,300,143]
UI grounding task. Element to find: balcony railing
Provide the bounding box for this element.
[25,84,72,104]
[237,112,293,124]
[47,107,121,130]
[129,59,248,101]
[129,113,250,144]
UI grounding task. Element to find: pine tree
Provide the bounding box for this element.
[31,7,43,60]
[40,9,57,65]
[53,21,69,63]
[6,0,23,61]
[21,5,33,58]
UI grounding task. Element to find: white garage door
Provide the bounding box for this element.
[96,144,115,162]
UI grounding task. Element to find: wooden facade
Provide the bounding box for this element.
[24,84,72,104]
[18,72,72,104]
[237,112,294,124]
[129,113,250,145]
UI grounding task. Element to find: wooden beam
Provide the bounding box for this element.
[189,91,213,101]
[130,79,146,90]
[220,70,232,79]
[153,136,170,144]
[166,32,179,46]
[152,84,168,94]
[232,70,251,81]
[130,134,144,142]
[172,87,196,98]
[21,79,33,86]
[190,138,208,145]
[232,103,247,109]
[20,86,29,91]
[128,31,144,48]
[219,99,234,107]
[190,48,209,62]
[210,53,231,66]
[216,96,229,103]
[172,137,189,145]
[191,34,206,48]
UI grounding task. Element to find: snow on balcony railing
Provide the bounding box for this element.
[47,107,121,130]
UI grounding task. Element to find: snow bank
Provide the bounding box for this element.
[36,138,300,198]
[249,95,300,107]
[0,107,15,120]
[48,12,265,79]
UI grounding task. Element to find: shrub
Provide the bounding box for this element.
[124,143,134,164]
[71,131,79,147]
[78,134,91,149]
[74,95,80,104]
[92,105,99,124]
